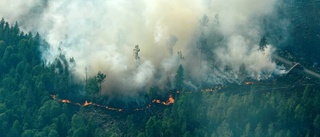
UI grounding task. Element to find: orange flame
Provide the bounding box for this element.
[163,94,174,105]
[61,99,70,103]
[245,82,254,85]
[168,95,174,103]
[151,95,175,106]
[83,101,92,106]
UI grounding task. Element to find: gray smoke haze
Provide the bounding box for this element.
[0,0,286,97]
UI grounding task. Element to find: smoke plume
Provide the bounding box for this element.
[0,0,286,97]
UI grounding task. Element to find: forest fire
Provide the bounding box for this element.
[61,100,71,103]
[83,101,92,106]
[245,82,254,85]
[49,93,175,112]
[163,95,174,105]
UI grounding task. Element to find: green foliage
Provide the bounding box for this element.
[85,76,99,101]
[96,71,106,93]
[126,83,320,137]
[85,71,106,101]
[174,64,184,91]
[0,19,76,137]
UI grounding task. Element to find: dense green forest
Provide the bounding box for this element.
[0,18,319,137]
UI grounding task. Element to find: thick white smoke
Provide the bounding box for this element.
[0,0,283,96]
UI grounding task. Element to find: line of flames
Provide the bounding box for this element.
[49,85,232,112]
[245,82,254,85]
[50,94,175,112]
